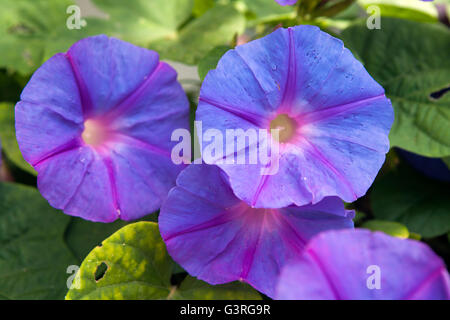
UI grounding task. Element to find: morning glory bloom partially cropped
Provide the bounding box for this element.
[275,0,298,6]
[276,229,450,300]
[159,164,354,298]
[15,35,189,222]
[197,26,394,208]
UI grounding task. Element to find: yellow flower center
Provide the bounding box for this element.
[269,114,297,143]
[82,119,109,147]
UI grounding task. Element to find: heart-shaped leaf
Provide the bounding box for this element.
[361,220,409,239]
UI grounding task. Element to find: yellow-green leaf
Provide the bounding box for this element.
[362,220,409,238]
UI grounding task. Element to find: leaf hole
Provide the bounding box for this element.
[429,86,450,101]
[94,262,108,282]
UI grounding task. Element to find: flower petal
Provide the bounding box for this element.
[66,35,160,117]
[108,141,184,221]
[15,101,83,166]
[36,146,118,222]
[19,53,84,123]
[15,53,84,165]
[200,49,277,125]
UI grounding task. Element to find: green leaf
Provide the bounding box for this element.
[193,0,214,17]
[64,218,132,262]
[152,3,245,65]
[242,0,295,25]
[0,102,36,175]
[91,0,244,65]
[0,0,101,74]
[0,182,77,299]
[361,220,409,238]
[91,0,193,46]
[198,45,230,81]
[314,0,356,18]
[342,18,450,157]
[66,222,172,300]
[1,0,244,68]
[371,165,450,238]
[357,0,438,23]
[66,222,260,300]
[170,276,261,300]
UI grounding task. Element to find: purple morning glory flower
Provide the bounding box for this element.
[197,26,394,209]
[275,0,298,6]
[276,229,450,300]
[15,35,189,222]
[159,163,354,298]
